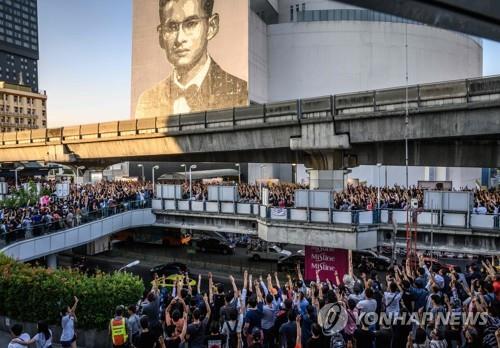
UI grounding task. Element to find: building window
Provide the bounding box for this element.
[290,6,293,21]
[302,3,306,11]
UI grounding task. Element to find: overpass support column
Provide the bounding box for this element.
[46,254,57,269]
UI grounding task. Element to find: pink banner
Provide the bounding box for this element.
[304,247,348,281]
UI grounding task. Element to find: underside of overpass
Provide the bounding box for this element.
[154,211,500,254]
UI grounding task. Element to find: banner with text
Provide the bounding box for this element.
[305,246,348,281]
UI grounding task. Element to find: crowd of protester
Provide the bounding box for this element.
[10,254,499,348]
[179,181,500,214]
[0,180,153,244]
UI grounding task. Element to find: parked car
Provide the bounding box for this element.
[196,238,235,255]
[352,250,391,272]
[150,262,189,279]
[248,244,292,262]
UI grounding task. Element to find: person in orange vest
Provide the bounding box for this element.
[109,306,130,348]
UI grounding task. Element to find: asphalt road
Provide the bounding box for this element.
[64,241,286,291]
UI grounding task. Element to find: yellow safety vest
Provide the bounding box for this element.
[111,317,128,346]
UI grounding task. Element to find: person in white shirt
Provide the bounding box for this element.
[383,280,402,317]
[11,321,52,348]
[8,324,30,348]
[60,296,79,348]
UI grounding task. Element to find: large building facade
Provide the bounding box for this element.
[0,0,45,133]
[130,0,484,188]
[0,81,46,132]
[0,0,39,90]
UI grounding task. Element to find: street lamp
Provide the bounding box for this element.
[259,164,266,200]
[118,260,140,272]
[137,164,144,182]
[235,163,241,184]
[180,163,187,183]
[152,165,159,186]
[189,164,197,200]
[12,166,24,190]
[377,163,382,210]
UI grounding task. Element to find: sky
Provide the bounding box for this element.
[38,1,500,127]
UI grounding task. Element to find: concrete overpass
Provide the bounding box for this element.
[0,75,499,169]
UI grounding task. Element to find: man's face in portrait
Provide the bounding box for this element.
[159,0,219,70]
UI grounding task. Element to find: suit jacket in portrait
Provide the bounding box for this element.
[135,59,248,119]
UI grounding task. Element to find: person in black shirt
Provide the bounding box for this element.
[354,320,375,348]
[204,321,226,348]
[135,316,162,348]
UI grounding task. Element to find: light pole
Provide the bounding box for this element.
[12,166,24,190]
[377,163,382,210]
[152,165,159,186]
[180,163,187,183]
[189,164,197,200]
[137,164,144,182]
[118,260,140,272]
[292,163,297,184]
[75,166,85,185]
[235,163,241,184]
[259,164,266,200]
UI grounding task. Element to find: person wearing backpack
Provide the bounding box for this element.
[222,308,242,348]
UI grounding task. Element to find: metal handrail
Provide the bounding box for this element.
[153,199,500,230]
[0,199,152,247]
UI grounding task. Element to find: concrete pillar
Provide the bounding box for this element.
[46,254,57,269]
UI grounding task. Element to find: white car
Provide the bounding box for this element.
[249,244,291,261]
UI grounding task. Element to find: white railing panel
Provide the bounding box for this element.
[66,228,79,246]
[1,209,156,262]
[392,210,408,224]
[443,212,466,227]
[311,210,329,223]
[270,208,287,220]
[252,204,259,215]
[332,211,351,224]
[152,199,163,210]
[191,201,205,212]
[206,201,219,212]
[221,202,235,214]
[237,203,252,214]
[164,200,176,210]
[470,214,495,229]
[380,210,389,223]
[290,209,307,221]
[358,211,373,224]
[155,184,162,198]
[50,233,66,251]
[78,224,92,243]
[260,206,267,218]
[417,212,439,225]
[178,200,190,211]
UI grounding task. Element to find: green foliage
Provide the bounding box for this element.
[0,254,144,330]
[0,181,46,209]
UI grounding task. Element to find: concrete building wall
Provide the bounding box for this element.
[249,11,268,104]
[267,21,482,102]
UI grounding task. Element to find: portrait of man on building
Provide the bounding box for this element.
[135,0,248,118]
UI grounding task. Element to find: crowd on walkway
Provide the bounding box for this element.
[179,181,500,213]
[0,180,153,243]
[10,254,500,348]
